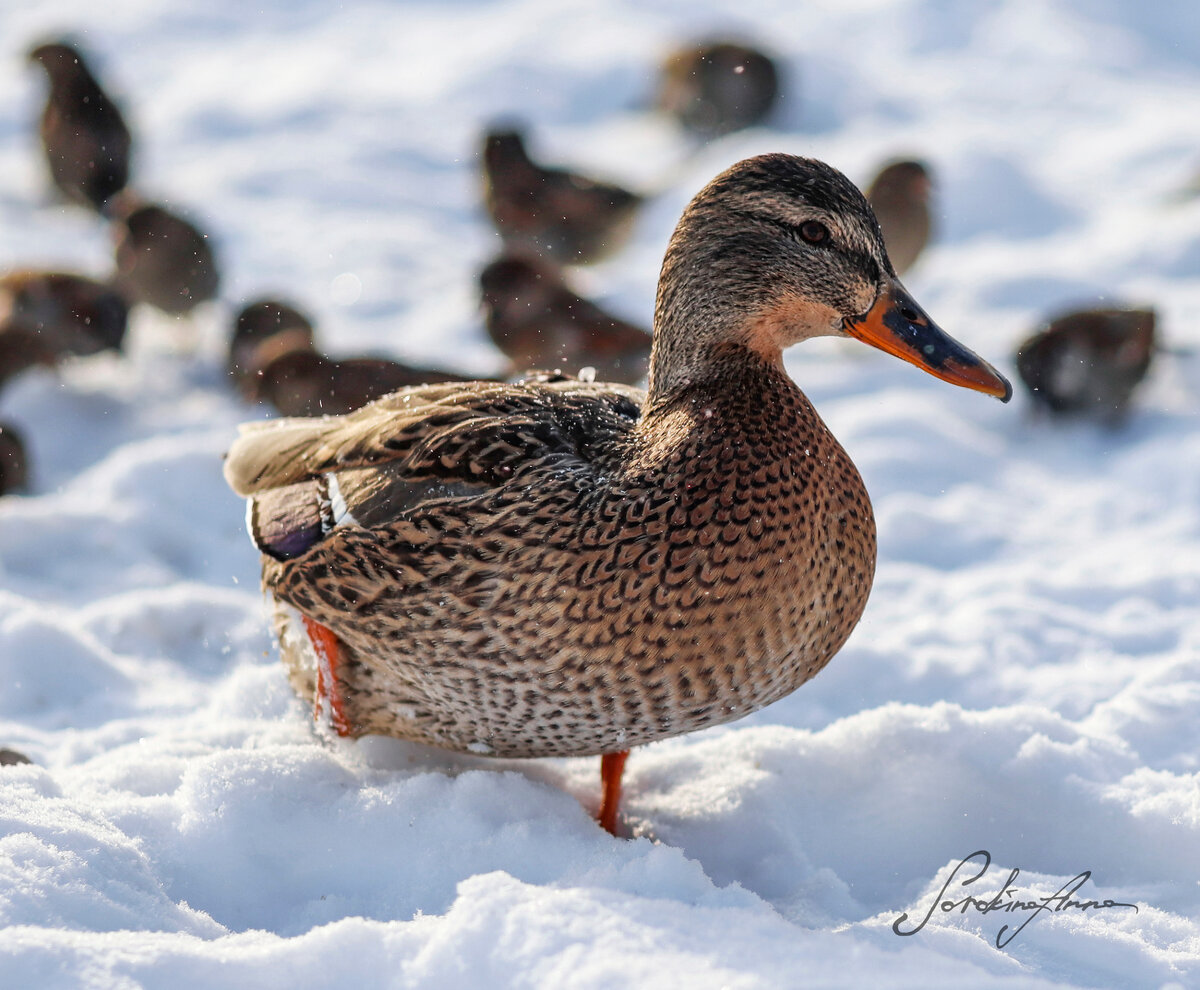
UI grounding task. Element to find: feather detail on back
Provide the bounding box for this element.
[226,378,645,564]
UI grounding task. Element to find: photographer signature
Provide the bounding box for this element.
[893,850,1139,949]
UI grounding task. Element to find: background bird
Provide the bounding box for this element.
[228,298,317,393]
[479,254,652,384]
[481,127,643,264]
[655,40,780,138]
[108,193,220,315]
[1015,307,1157,423]
[27,40,132,212]
[0,270,128,356]
[864,159,933,276]
[0,422,29,494]
[252,344,482,417]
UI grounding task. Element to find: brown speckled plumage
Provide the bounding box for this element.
[225,155,1009,821]
[481,128,642,264]
[237,362,872,757]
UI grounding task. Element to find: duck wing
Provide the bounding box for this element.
[224,378,644,565]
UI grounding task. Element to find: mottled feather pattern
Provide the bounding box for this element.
[233,348,875,758]
[218,155,1009,781]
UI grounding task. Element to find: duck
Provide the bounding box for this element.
[27,40,132,211]
[479,253,651,384]
[1015,307,1156,423]
[864,159,933,277]
[251,343,483,417]
[108,193,220,315]
[228,298,317,392]
[0,422,29,495]
[224,155,1010,835]
[0,270,129,356]
[481,127,643,264]
[656,40,780,138]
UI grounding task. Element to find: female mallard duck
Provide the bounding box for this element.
[225,155,1010,834]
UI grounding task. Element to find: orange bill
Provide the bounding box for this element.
[844,279,1012,401]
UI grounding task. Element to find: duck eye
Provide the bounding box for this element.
[799,221,829,244]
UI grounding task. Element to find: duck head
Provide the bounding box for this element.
[650,154,1010,402]
[27,41,92,86]
[483,128,533,175]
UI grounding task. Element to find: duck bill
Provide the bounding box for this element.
[844,280,1012,401]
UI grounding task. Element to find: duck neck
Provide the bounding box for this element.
[647,217,792,403]
[637,340,808,461]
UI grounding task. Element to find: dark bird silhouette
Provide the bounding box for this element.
[1015,308,1156,423]
[481,128,642,264]
[864,159,932,276]
[108,194,220,315]
[229,298,317,392]
[28,41,132,211]
[0,270,128,356]
[0,423,29,494]
[480,254,651,384]
[253,344,483,418]
[656,40,780,138]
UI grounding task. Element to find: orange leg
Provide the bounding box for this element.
[301,615,353,737]
[598,750,630,836]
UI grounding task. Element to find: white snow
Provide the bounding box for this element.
[1,1,1198,987]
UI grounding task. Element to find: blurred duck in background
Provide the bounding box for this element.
[480,253,651,384]
[0,270,128,356]
[864,159,933,277]
[230,298,485,416]
[28,40,132,212]
[655,40,780,138]
[108,193,220,315]
[1015,307,1156,423]
[228,298,317,395]
[481,127,643,264]
[252,345,482,418]
[0,423,29,495]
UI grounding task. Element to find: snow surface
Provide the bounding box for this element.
[1,1,1199,987]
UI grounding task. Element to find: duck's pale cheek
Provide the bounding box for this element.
[738,294,844,355]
